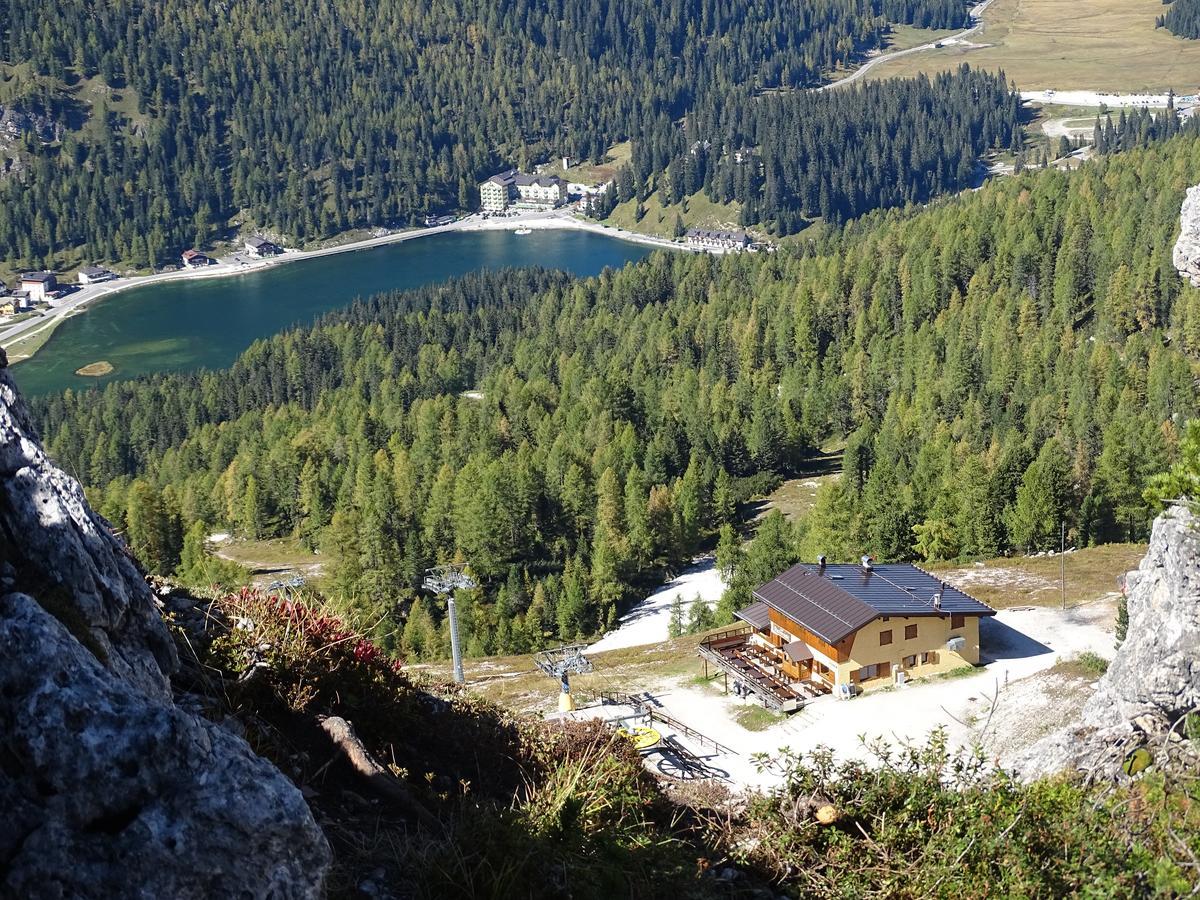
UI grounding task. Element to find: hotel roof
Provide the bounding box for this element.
[752,562,994,645]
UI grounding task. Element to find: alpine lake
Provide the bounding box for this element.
[11,229,654,396]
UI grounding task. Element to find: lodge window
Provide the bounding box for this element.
[903,654,917,668]
[879,629,892,646]
[951,614,965,629]
[858,662,891,681]
[921,651,939,665]
[905,624,918,640]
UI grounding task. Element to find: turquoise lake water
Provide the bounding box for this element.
[11,229,653,396]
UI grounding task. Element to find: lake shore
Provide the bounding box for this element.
[0,210,690,365]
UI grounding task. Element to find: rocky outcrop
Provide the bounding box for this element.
[0,103,63,146]
[0,351,177,699]
[1016,503,1199,781]
[0,350,331,897]
[1175,185,1200,288]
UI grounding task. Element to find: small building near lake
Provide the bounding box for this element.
[78,265,115,285]
[685,228,750,252]
[181,249,214,268]
[19,271,57,303]
[699,558,995,711]
[244,236,282,257]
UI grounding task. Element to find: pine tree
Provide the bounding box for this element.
[668,593,685,638]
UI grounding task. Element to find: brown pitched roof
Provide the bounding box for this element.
[753,564,877,644]
[734,600,770,630]
[752,562,994,645]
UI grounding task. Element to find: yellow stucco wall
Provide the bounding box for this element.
[836,615,982,691]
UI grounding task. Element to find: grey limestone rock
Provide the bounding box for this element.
[1174,184,1200,288]
[0,350,331,897]
[1015,503,1200,781]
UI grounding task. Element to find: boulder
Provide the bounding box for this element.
[1015,503,1200,780]
[1174,184,1200,288]
[0,351,331,897]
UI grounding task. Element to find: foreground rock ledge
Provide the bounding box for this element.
[1016,502,1199,781]
[0,351,331,898]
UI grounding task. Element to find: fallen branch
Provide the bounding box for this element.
[317,715,439,829]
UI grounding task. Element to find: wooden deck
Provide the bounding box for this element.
[698,627,826,713]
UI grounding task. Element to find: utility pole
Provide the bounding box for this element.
[1060,519,1066,610]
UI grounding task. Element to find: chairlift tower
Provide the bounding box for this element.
[422,563,476,684]
[534,644,593,712]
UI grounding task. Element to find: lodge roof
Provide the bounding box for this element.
[513,173,563,188]
[752,562,994,645]
[20,272,55,283]
[734,600,771,630]
[80,266,110,277]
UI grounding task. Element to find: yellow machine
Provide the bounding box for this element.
[535,644,593,713]
[616,725,662,751]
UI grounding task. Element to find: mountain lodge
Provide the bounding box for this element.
[700,559,995,711]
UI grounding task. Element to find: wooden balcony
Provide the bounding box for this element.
[698,627,826,713]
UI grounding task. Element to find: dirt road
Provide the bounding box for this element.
[819,0,999,91]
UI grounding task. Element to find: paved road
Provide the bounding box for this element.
[819,0,999,91]
[0,209,691,359]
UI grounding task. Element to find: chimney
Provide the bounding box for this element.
[860,554,874,571]
[817,554,827,573]
[933,588,943,609]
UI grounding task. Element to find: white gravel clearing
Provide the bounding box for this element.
[588,558,727,653]
[579,600,1117,788]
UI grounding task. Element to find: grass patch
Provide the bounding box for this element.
[884,24,961,51]
[603,189,743,241]
[925,664,981,682]
[930,543,1144,609]
[537,141,633,185]
[2,314,66,363]
[862,0,1200,92]
[734,704,784,732]
[214,535,322,577]
[1053,651,1111,680]
[432,635,705,713]
[756,472,839,523]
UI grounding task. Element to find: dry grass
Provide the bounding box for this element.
[603,189,744,241]
[2,313,71,363]
[420,636,705,714]
[864,0,1200,92]
[930,543,1145,609]
[884,24,961,51]
[214,536,324,582]
[537,141,633,186]
[756,472,839,523]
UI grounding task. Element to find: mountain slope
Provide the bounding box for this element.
[26,136,1200,661]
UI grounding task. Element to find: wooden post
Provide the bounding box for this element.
[1061,519,1066,610]
[724,672,728,694]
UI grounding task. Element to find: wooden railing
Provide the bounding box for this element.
[581,689,738,756]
